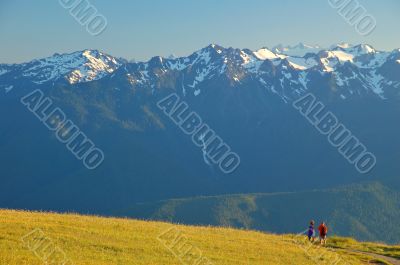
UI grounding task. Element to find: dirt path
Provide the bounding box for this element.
[347,249,400,265]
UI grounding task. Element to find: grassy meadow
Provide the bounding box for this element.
[0,209,398,264]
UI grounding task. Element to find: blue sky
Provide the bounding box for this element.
[0,0,399,63]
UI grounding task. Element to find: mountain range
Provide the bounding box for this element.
[2,43,399,99]
[0,43,399,242]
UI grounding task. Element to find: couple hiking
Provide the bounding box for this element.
[307,220,328,245]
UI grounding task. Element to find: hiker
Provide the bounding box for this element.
[307,220,315,242]
[318,222,328,245]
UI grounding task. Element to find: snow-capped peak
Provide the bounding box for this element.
[353,44,376,54]
[17,49,122,85]
[1,43,397,101]
[66,50,122,84]
[206,44,224,54]
[332,44,376,55]
[253,48,279,60]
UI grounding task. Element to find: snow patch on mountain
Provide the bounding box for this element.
[193,48,212,65]
[335,72,357,87]
[240,51,264,73]
[188,64,214,88]
[0,68,9,76]
[19,50,122,85]
[253,48,279,60]
[4,85,13,93]
[328,51,355,63]
[331,44,377,60]
[167,58,190,71]
[298,72,309,90]
[346,44,376,55]
[357,52,390,68]
[365,70,385,98]
[287,57,318,70]
[2,43,398,101]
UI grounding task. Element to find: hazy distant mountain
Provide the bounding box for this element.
[0,44,399,217]
[118,182,400,244]
[272,42,323,57]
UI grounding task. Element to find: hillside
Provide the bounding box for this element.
[0,209,397,265]
[118,182,400,244]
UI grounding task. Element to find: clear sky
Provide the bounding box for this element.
[1,0,399,63]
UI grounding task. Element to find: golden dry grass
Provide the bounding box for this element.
[0,209,388,265]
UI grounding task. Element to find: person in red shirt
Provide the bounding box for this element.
[318,222,328,245]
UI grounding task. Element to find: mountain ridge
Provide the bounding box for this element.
[116,182,400,244]
[1,43,399,102]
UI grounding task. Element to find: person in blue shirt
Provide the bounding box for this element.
[307,220,316,242]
